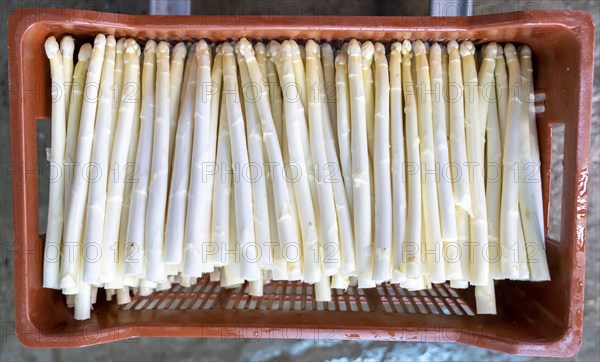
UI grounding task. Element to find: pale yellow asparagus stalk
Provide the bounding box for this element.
[144,41,171,282]
[400,40,422,278]
[236,47,273,270]
[165,43,198,265]
[64,43,92,215]
[478,43,498,151]
[321,43,337,138]
[111,38,126,152]
[116,42,142,285]
[447,41,472,283]
[430,43,461,280]
[43,36,67,289]
[361,42,375,159]
[255,42,268,82]
[306,41,340,276]
[495,46,509,141]
[315,275,332,302]
[168,42,187,166]
[485,72,504,279]
[102,39,141,289]
[441,44,450,133]
[266,41,284,145]
[240,39,302,272]
[335,50,353,209]
[461,41,489,286]
[222,42,260,281]
[74,281,91,320]
[414,40,445,283]
[389,43,407,277]
[276,41,321,283]
[82,35,116,284]
[60,34,106,290]
[211,90,231,267]
[371,42,392,282]
[123,40,157,277]
[519,45,550,281]
[348,40,374,287]
[316,44,356,277]
[185,40,218,276]
[499,44,522,279]
[60,36,74,120]
[164,44,197,266]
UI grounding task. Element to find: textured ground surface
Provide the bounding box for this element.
[0,0,598,361]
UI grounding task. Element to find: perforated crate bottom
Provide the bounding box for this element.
[121,275,476,316]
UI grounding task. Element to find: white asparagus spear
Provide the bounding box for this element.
[111,38,126,152]
[430,43,460,280]
[315,275,332,302]
[212,90,231,267]
[495,45,509,141]
[168,42,187,166]
[335,50,353,209]
[117,43,143,285]
[236,47,272,270]
[348,40,374,287]
[371,42,392,282]
[165,43,198,265]
[239,39,301,268]
[222,42,260,281]
[123,40,157,277]
[185,40,217,276]
[103,39,141,286]
[400,40,422,278]
[316,45,356,277]
[276,41,321,283]
[389,43,407,277]
[447,41,473,216]
[64,43,92,216]
[145,41,171,282]
[306,40,341,276]
[478,43,498,150]
[82,35,116,283]
[441,44,450,134]
[485,70,504,279]
[518,45,550,281]
[43,36,67,289]
[460,41,489,286]
[321,43,337,139]
[499,44,522,279]
[256,41,286,273]
[361,42,375,159]
[519,47,545,237]
[60,36,74,120]
[60,34,106,290]
[74,282,91,320]
[414,40,445,283]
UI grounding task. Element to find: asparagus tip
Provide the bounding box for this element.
[78,43,93,61]
[519,44,532,58]
[173,42,188,59]
[391,41,402,53]
[361,41,374,60]
[106,35,116,47]
[157,40,170,54]
[115,37,126,52]
[44,36,60,58]
[484,42,498,59]
[459,40,475,57]
[305,39,318,53]
[430,42,441,55]
[413,39,427,55]
[254,41,266,53]
[401,39,412,55]
[93,33,106,48]
[348,39,361,55]
[374,42,385,54]
[60,35,75,56]
[237,38,253,56]
[447,40,459,52]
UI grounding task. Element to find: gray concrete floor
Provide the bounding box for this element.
[1,0,598,361]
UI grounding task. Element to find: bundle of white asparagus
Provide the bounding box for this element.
[43,35,549,320]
